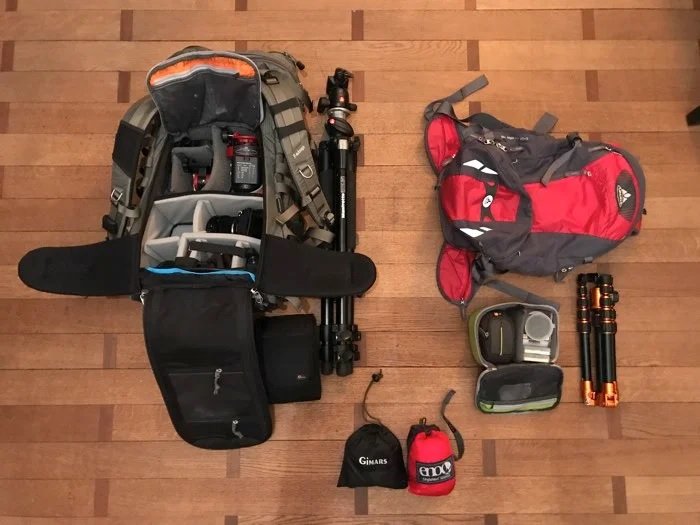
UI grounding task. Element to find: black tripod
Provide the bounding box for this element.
[577,273,620,407]
[318,68,361,377]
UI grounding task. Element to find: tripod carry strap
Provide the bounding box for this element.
[260,73,335,231]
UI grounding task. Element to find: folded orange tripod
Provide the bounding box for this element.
[576,273,620,407]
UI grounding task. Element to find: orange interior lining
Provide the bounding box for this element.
[149,56,255,86]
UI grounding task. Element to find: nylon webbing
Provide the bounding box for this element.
[484,278,560,310]
[424,74,489,122]
[541,138,582,185]
[533,112,558,134]
[269,98,301,115]
[277,120,307,140]
[362,370,384,425]
[440,389,464,461]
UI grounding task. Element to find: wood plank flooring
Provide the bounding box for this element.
[0,0,699,522]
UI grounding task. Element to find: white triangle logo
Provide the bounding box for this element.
[616,184,631,207]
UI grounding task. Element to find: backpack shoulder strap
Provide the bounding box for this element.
[103,96,162,239]
[424,74,489,122]
[260,76,335,229]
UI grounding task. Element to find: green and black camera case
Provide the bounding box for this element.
[468,302,563,414]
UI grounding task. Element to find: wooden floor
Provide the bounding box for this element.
[0,0,699,523]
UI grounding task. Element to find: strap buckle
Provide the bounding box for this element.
[262,71,279,85]
[298,164,314,179]
[110,188,124,205]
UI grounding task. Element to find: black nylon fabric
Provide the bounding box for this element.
[255,314,321,404]
[142,275,272,450]
[257,235,376,298]
[18,234,141,297]
[337,423,408,489]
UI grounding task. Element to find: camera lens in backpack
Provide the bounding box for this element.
[206,215,236,234]
[222,131,262,194]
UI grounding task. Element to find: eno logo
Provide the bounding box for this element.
[418,461,452,478]
[482,195,494,208]
[359,456,388,466]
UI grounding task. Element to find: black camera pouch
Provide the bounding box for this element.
[255,314,321,404]
[142,272,271,449]
[478,311,515,365]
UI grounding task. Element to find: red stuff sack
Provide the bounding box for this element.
[406,390,464,496]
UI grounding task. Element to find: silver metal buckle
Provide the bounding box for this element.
[110,188,124,205]
[298,164,314,179]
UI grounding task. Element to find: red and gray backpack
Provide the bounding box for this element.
[425,76,645,311]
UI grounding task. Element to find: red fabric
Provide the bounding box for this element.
[437,244,474,303]
[407,429,456,496]
[440,176,520,223]
[426,116,460,170]
[526,153,640,240]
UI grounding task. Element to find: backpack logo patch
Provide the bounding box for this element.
[482,195,494,208]
[416,457,455,484]
[616,184,631,208]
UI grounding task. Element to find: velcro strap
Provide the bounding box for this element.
[276,203,300,226]
[117,203,140,219]
[188,241,250,258]
[305,227,334,245]
[275,180,294,195]
[440,390,465,461]
[269,98,302,115]
[533,112,559,134]
[277,121,307,139]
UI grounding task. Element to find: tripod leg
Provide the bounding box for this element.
[576,275,595,406]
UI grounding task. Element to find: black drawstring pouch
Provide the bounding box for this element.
[337,370,408,489]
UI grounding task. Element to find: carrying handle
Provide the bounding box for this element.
[441,389,465,461]
[424,75,489,122]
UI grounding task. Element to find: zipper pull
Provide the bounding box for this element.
[139,290,149,305]
[282,51,305,70]
[231,419,244,439]
[251,288,265,309]
[213,368,222,396]
[495,142,508,151]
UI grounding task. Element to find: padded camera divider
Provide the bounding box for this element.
[476,364,563,413]
[141,193,263,266]
[18,234,141,297]
[256,234,377,298]
[142,273,272,449]
[170,145,214,193]
[255,314,321,404]
[177,233,261,264]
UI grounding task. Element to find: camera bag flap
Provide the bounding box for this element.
[468,302,562,413]
[256,234,377,298]
[256,314,321,404]
[18,234,142,297]
[147,50,262,134]
[142,272,272,449]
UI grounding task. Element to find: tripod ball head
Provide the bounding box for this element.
[317,68,358,115]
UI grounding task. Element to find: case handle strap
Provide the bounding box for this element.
[441,389,465,461]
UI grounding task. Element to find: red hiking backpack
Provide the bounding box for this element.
[424,76,645,311]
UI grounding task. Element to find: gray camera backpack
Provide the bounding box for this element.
[18,48,376,449]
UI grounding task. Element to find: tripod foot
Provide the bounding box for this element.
[595,381,619,408]
[581,380,597,406]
